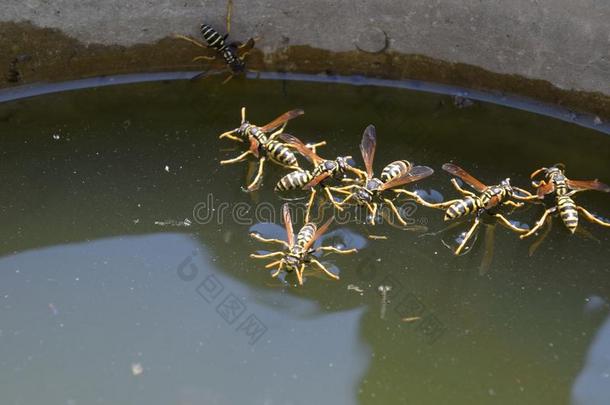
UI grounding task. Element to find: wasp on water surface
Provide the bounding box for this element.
[218,107,325,191]
[329,125,434,226]
[520,164,610,239]
[415,163,534,255]
[250,204,357,286]
[275,133,367,222]
[174,0,256,83]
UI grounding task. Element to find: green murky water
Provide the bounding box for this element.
[0,76,609,404]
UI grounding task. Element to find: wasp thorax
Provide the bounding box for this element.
[323,161,337,171]
[355,187,374,203]
[336,156,352,171]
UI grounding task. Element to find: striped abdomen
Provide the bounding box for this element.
[557,195,578,233]
[200,25,226,51]
[275,170,314,191]
[445,196,482,220]
[265,140,298,167]
[380,160,412,183]
[294,223,316,252]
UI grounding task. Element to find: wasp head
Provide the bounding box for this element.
[499,178,514,196]
[284,253,301,272]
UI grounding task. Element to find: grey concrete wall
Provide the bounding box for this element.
[1,0,609,95]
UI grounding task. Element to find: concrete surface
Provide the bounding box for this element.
[1,0,610,115]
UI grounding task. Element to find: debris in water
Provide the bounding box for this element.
[52,134,60,140]
[378,285,392,319]
[347,284,364,294]
[368,235,387,240]
[164,165,170,172]
[131,362,143,376]
[401,316,421,323]
[154,218,192,227]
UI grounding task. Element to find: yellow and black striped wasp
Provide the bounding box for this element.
[330,125,434,226]
[274,134,367,222]
[174,0,256,83]
[520,164,610,239]
[250,204,357,286]
[414,164,534,255]
[219,107,324,191]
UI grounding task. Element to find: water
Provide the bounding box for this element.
[0,76,609,405]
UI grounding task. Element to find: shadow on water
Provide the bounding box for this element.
[0,75,609,404]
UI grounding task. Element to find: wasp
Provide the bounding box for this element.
[174,0,256,83]
[330,125,434,226]
[274,134,367,222]
[415,164,534,255]
[219,107,324,191]
[520,164,610,238]
[250,204,357,286]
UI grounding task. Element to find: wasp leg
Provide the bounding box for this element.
[330,185,358,195]
[249,233,290,248]
[264,260,282,269]
[220,150,253,165]
[369,202,378,225]
[503,200,524,209]
[479,223,496,275]
[393,189,458,209]
[512,187,539,201]
[250,251,285,260]
[347,166,368,180]
[296,264,305,285]
[520,207,556,239]
[222,73,235,85]
[246,157,266,191]
[225,0,233,35]
[271,261,285,277]
[310,259,340,280]
[305,141,327,155]
[494,213,528,233]
[451,179,476,197]
[455,217,481,255]
[336,193,355,207]
[220,133,243,142]
[578,206,610,227]
[324,187,344,211]
[384,198,407,226]
[305,189,317,224]
[173,34,208,49]
[528,215,553,257]
[314,246,358,255]
[193,55,216,62]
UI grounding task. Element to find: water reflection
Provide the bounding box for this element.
[572,312,610,405]
[0,234,370,405]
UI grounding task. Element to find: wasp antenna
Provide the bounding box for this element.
[241,107,246,123]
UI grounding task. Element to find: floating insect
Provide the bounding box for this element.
[219,107,324,191]
[520,163,610,238]
[275,133,367,222]
[330,125,434,226]
[414,163,534,254]
[174,0,256,83]
[250,204,357,286]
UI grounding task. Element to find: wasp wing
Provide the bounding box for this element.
[567,179,610,193]
[379,165,434,191]
[279,133,324,165]
[303,171,332,190]
[259,109,304,132]
[360,125,376,179]
[282,204,295,247]
[442,163,487,192]
[536,181,555,197]
[302,216,334,251]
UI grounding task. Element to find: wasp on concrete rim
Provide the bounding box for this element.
[173,0,256,84]
[250,204,357,286]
